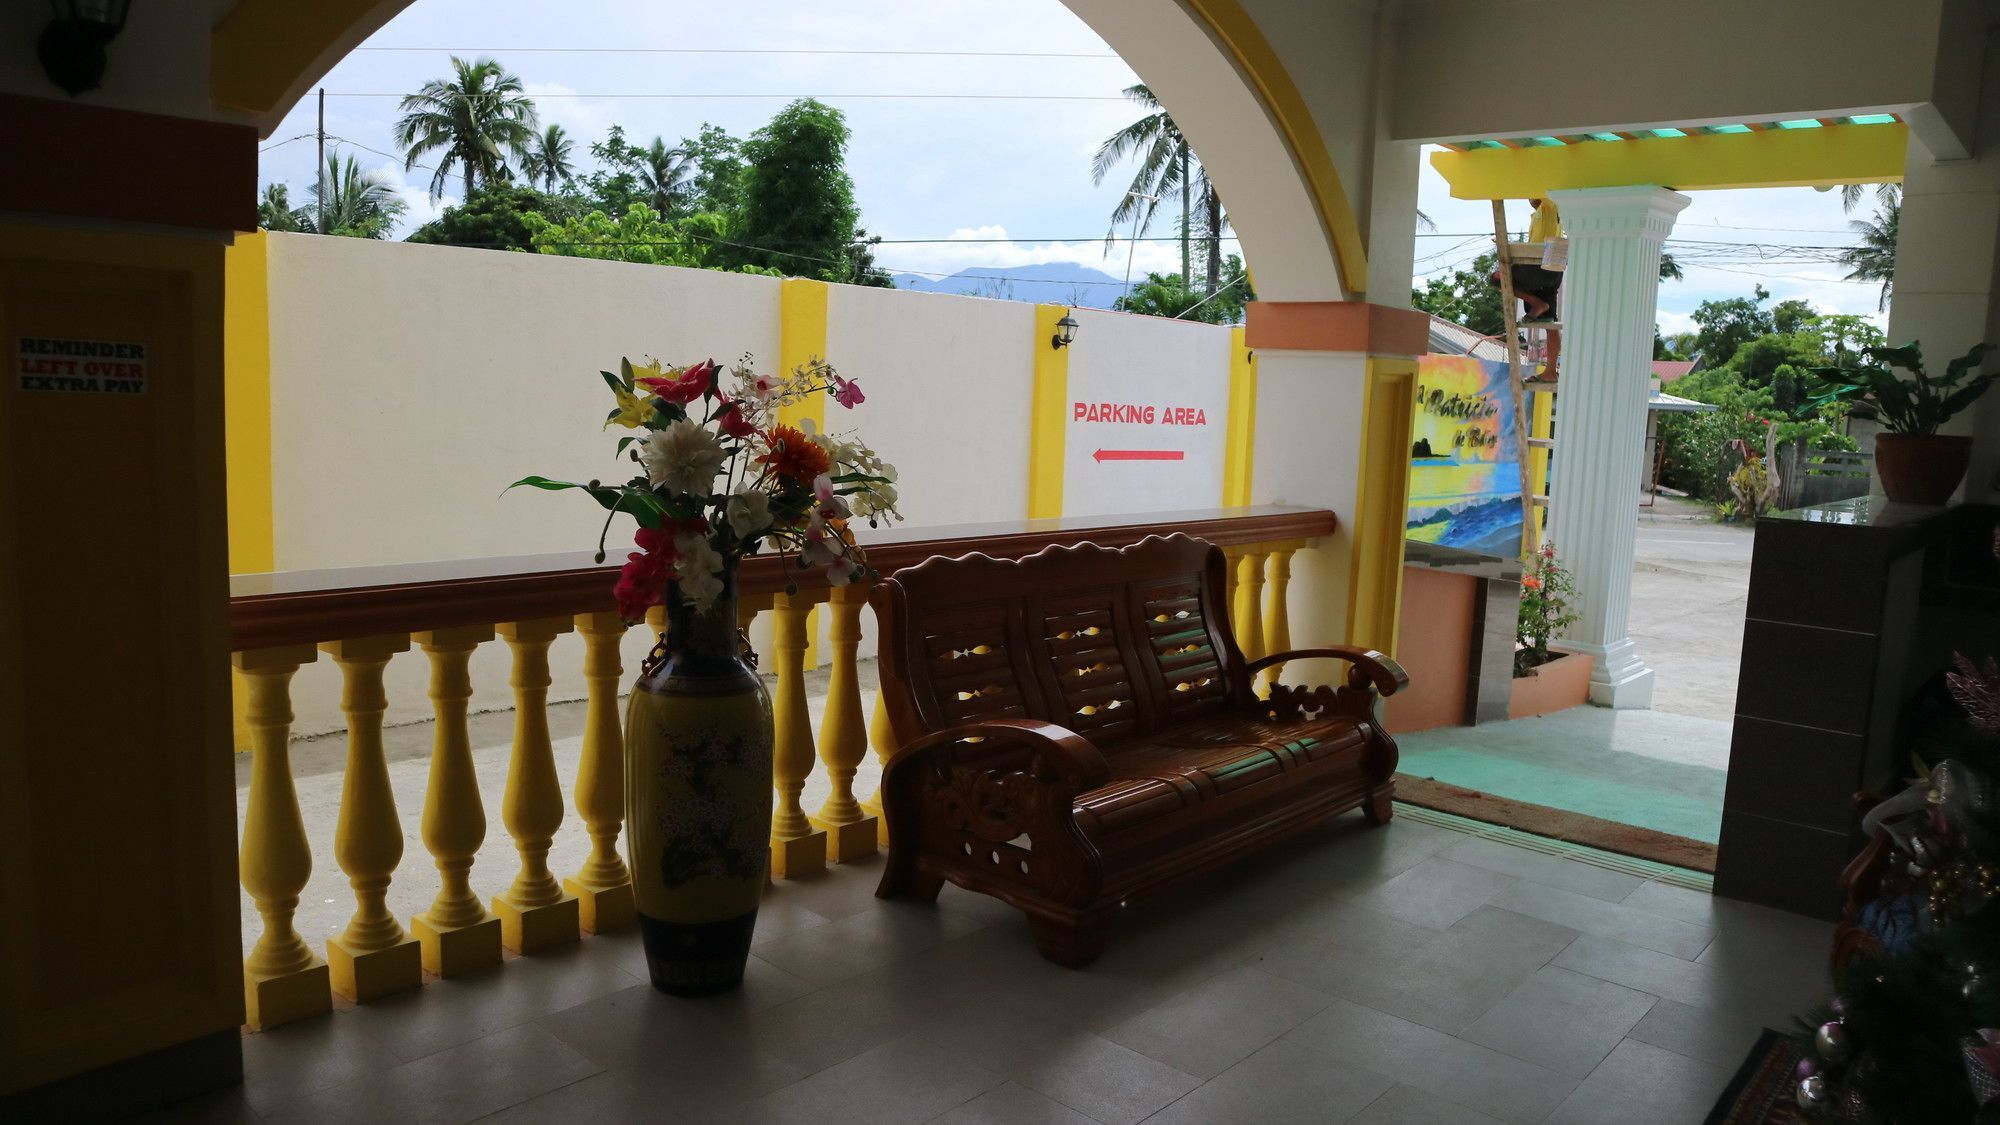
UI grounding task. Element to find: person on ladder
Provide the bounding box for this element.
[1490,198,1565,382]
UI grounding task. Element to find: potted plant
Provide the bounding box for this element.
[1810,342,1997,504]
[1512,545,1591,719]
[512,355,900,996]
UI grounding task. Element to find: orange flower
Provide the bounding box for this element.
[1522,576,1542,591]
[757,424,832,483]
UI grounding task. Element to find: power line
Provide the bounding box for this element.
[354,46,1124,59]
[323,91,1130,101]
[260,133,315,153]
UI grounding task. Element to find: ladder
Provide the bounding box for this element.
[1491,199,1555,557]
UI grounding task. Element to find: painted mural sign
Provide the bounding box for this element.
[1406,353,1522,556]
[15,337,148,395]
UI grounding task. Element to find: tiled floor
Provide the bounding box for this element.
[152,811,1831,1125]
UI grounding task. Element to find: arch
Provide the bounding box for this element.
[209,0,1363,301]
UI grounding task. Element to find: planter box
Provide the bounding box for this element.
[1509,650,1593,719]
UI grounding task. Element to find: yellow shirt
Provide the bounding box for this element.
[1528,201,1563,243]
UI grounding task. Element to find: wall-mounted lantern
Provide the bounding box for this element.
[39,0,134,97]
[1050,314,1079,350]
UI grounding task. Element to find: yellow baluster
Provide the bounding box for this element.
[867,690,896,846]
[1222,545,1244,618]
[320,635,422,1002]
[769,590,828,878]
[1236,550,1269,662]
[493,617,580,952]
[809,583,879,861]
[1262,546,1297,689]
[409,626,502,978]
[565,612,635,933]
[235,645,330,1029]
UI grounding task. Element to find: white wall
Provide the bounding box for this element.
[0,1,214,118]
[256,237,1245,734]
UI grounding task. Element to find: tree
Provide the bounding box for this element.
[681,124,746,214]
[393,56,539,200]
[257,183,311,232]
[1689,285,1774,369]
[635,137,696,216]
[1092,83,1227,295]
[1839,181,1901,214]
[1412,252,1504,337]
[1841,201,1899,312]
[308,152,408,239]
[1659,251,1684,282]
[406,184,572,250]
[728,99,864,280]
[524,204,742,270]
[520,123,575,193]
[1113,255,1252,324]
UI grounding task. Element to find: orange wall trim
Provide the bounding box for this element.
[0,93,256,232]
[1245,301,1431,357]
[1380,566,1476,735]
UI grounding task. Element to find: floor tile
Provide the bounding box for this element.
[1312,906,1579,1035]
[1280,998,1577,1124]
[534,981,824,1099]
[753,897,993,987]
[1345,857,1516,930]
[1015,1034,1201,1125]
[1490,879,1714,960]
[1553,934,1792,1024]
[126,1087,265,1124]
[727,1036,1003,1125]
[1441,836,1645,902]
[1347,1084,1508,1125]
[473,1067,745,1123]
[1143,1034,1394,1124]
[1459,965,1659,1078]
[238,1008,405,1110]
[930,1082,1097,1125]
[1100,965,1332,1079]
[266,1022,601,1125]
[1545,1038,1731,1125]
[1620,880,1724,927]
[1625,998,1780,1070]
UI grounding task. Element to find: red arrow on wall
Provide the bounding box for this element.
[1093,448,1185,462]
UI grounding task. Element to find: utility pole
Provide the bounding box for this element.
[316,87,327,235]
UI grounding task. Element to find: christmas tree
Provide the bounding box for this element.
[1790,530,2000,1122]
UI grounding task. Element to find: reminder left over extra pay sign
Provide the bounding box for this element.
[16,336,147,394]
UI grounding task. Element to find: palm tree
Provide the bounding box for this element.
[1093,84,1228,295]
[393,56,539,200]
[309,152,408,239]
[1839,182,1901,214]
[257,183,311,232]
[521,123,575,193]
[636,137,696,216]
[1840,201,1899,311]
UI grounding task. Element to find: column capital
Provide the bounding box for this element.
[1547,186,1690,241]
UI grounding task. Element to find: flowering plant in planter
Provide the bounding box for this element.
[510,355,902,622]
[1515,544,1579,677]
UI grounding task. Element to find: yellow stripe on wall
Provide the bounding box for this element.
[1528,389,1554,542]
[1346,357,1416,655]
[1222,326,1258,506]
[778,278,829,668]
[224,231,274,575]
[1027,304,1071,519]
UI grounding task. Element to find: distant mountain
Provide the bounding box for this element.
[888,262,1131,308]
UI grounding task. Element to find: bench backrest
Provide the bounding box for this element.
[870,534,1253,748]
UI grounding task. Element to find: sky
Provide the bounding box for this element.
[256,0,1892,327]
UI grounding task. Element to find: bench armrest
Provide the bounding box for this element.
[1247,646,1409,697]
[889,718,1112,791]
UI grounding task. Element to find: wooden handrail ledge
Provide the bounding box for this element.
[229,506,1337,651]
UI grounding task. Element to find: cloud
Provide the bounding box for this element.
[874,223,1226,282]
[363,161,453,235]
[522,81,613,147]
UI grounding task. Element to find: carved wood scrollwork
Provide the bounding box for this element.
[920,755,1092,903]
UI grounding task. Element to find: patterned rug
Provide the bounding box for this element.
[1707,1028,1807,1125]
[1393,773,1718,872]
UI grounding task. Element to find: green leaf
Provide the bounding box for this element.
[616,435,640,457]
[507,475,587,492]
[1938,371,2000,420]
[1941,342,1995,388]
[1867,343,1925,373]
[619,357,636,392]
[600,369,623,397]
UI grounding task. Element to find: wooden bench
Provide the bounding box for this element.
[870,534,1409,966]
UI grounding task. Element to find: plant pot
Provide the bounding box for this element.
[624,565,773,996]
[1509,650,1593,720]
[1873,432,1973,505]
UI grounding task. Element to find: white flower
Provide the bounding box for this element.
[851,480,900,521]
[812,473,851,520]
[673,531,726,613]
[725,487,772,541]
[640,419,726,497]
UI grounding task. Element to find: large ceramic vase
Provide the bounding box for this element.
[624,564,773,996]
[1874,432,1973,505]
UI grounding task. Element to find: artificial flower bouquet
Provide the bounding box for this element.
[513,355,901,622]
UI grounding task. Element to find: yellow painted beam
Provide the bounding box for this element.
[1027,304,1071,519]
[778,279,829,669]
[211,0,392,120]
[1431,122,1908,200]
[1346,357,1416,655]
[1182,0,1369,297]
[1222,326,1258,507]
[224,232,275,575]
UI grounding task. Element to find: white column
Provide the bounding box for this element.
[1545,186,1690,709]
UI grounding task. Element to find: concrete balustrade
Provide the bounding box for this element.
[218,508,1330,1029]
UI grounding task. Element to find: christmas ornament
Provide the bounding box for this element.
[1830,996,1848,1018]
[1794,1055,1820,1082]
[1816,1020,1853,1065]
[1796,1073,1830,1114]
[1966,1030,2000,1108]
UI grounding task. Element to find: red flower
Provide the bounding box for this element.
[715,395,756,439]
[1522,576,1542,591]
[613,527,681,621]
[637,359,718,406]
[831,375,865,409]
